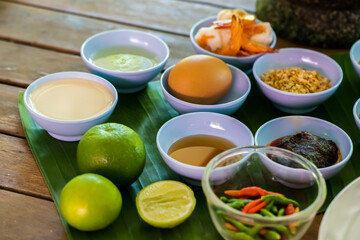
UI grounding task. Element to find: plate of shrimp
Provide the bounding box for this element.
[190,9,277,70]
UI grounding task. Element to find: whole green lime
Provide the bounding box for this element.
[77,123,146,187]
[59,173,122,231]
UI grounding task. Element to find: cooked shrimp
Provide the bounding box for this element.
[194,25,231,53]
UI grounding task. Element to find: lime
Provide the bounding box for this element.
[77,123,146,187]
[59,173,122,231]
[136,180,196,228]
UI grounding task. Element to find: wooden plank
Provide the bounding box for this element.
[0,41,88,87]
[6,0,221,36]
[0,84,25,137]
[181,0,256,12]
[0,133,51,199]
[0,189,66,240]
[0,1,192,67]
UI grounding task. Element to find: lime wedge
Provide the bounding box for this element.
[136,180,196,228]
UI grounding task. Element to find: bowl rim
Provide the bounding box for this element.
[80,29,170,75]
[353,98,360,126]
[24,71,118,124]
[156,112,255,171]
[252,48,344,97]
[202,145,327,223]
[189,16,277,60]
[254,115,353,172]
[160,63,251,108]
[350,39,360,69]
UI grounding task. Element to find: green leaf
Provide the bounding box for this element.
[19,52,360,239]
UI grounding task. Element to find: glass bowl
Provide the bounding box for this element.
[202,146,326,240]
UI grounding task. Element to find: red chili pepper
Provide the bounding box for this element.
[247,200,267,213]
[285,203,295,215]
[242,198,263,213]
[225,187,284,198]
[259,229,267,235]
[224,222,238,232]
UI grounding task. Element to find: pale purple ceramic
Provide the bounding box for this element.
[353,98,360,131]
[24,72,118,142]
[253,48,343,114]
[190,16,277,70]
[254,116,353,179]
[350,39,360,77]
[160,64,251,115]
[81,29,169,93]
[156,112,254,185]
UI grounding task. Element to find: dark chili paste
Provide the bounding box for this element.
[269,131,341,168]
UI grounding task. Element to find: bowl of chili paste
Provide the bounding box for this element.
[255,116,353,179]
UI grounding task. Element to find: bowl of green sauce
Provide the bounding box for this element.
[81,29,169,93]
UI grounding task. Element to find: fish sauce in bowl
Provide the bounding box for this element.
[168,134,237,167]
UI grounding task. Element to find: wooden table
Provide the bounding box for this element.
[0,0,347,239]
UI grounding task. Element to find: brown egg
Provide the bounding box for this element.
[168,55,232,104]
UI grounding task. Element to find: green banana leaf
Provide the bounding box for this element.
[19,52,360,239]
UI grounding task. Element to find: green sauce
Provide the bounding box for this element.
[90,46,159,72]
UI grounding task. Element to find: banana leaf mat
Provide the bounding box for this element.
[19,52,360,240]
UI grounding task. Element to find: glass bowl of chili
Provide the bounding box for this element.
[202,146,326,240]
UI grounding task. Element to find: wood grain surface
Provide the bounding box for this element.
[0,133,51,199]
[0,2,192,67]
[0,0,341,239]
[0,190,66,240]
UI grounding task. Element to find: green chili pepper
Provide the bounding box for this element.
[223,216,263,236]
[278,208,285,216]
[247,225,264,236]
[265,200,274,211]
[223,216,250,232]
[226,231,255,240]
[260,209,275,218]
[264,230,281,240]
[220,196,229,202]
[271,205,278,214]
[262,195,299,207]
[227,199,252,209]
[271,225,291,237]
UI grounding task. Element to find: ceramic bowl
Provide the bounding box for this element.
[160,64,251,115]
[353,98,360,131]
[252,48,343,114]
[23,71,118,141]
[156,112,254,185]
[81,29,169,93]
[350,39,360,77]
[254,116,353,179]
[202,146,326,240]
[190,16,277,70]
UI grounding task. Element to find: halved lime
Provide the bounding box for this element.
[136,180,196,228]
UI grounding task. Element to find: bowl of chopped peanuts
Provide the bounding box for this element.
[252,48,343,114]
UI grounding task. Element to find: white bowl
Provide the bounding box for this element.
[353,98,360,131]
[190,16,277,70]
[81,29,169,93]
[350,39,360,77]
[24,71,118,141]
[254,116,353,179]
[156,112,254,185]
[160,63,251,115]
[253,48,343,114]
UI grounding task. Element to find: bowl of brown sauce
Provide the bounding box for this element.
[254,116,353,179]
[156,112,254,185]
